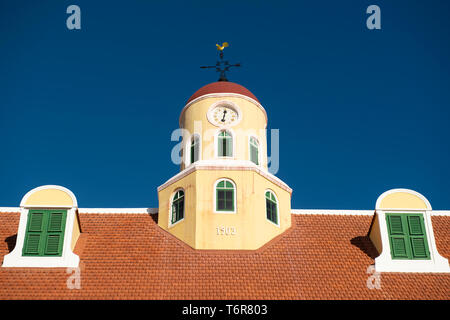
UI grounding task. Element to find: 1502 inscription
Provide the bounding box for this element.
[216,226,236,235]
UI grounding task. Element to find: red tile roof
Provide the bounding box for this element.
[187,82,260,104]
[0,212,449,299]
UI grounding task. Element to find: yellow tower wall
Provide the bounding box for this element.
[194,169,291,250]
[158,92,292,250]
[158,168,291,250]
[180,96,268,171]
[158,171,197,249]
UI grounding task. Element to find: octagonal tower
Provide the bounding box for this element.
[157,81,292,250]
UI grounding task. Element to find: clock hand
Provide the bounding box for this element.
[221,110,227,122]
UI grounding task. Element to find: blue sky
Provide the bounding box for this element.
[1,0,449,209]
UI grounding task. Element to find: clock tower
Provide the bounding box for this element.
[157,45,292,250]
[157,80,292,250]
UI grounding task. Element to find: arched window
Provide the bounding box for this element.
[171,190,185,224]
[218,131,233,157]
[190,135,200,164]
[249,136,259,165]
[215,179,235,212]
[265,190,278,225]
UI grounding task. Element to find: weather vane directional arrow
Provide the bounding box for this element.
[200,42,241,82]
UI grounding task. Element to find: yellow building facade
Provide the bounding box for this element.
[157,81,292,250]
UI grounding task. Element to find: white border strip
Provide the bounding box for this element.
[291,209,374,216]
[431,210,450,216]
[157,159,292,193]
[79,208,158,214]
[0,207,20,213]
[1,207,449,216]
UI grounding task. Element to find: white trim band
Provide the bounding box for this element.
[79,208,158,214]
[291,209,375,216]
[158,159,292,193]
[431,211,450,216]
[0,207,20,213]
[1,207,450,216]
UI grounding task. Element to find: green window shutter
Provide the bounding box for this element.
[48,212,64,232]
[407,215,423,235]
[22,210,67,257]
[410,237,428,258]
[23,234,41,255]
[23,211,45,256]
[407,214,430,259]
[45,235,61,255]
[386,214,410,259]
[391,237,409,258]
[45,210,66,256]
[388,215,404,234]
[28,212,44,232]
[386,213,430,260]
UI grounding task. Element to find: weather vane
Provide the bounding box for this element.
[200,42,241,82]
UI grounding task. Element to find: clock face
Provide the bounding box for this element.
[210,105,240,126]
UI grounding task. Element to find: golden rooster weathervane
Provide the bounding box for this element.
[200,42,241,82]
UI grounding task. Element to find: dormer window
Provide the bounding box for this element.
[23,209,67,256]
[2,185,80,268]
[369,189,449,273]
[386,213,430,260]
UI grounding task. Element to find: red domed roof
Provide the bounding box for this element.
[187,81,259,104]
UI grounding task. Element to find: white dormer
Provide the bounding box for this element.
[2,185,80,268]
[370,188,450,273]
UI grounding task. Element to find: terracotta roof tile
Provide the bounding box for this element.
[0,212,449,299]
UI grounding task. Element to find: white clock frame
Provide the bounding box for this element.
[206,100,242,128]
